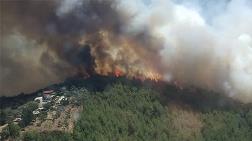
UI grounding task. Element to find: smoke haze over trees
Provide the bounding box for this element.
[1,0,252,103]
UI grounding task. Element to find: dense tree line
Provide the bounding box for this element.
[1,83,252,141]
[202,111,252,141]
[22,131,72,141]
[73,84,252,141]
[73,85,172,140]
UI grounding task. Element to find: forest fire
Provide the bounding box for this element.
[1,0,252,103]
[143,71,162,82]
[1,1,252,140]
[112,67,161,82]
[114,68,123,77]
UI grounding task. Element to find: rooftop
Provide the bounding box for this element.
[43,90,54,94]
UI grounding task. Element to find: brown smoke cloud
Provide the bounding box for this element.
[0,0,252,103]
[0,0,163,96]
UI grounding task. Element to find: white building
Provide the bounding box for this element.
[32,110,40,115]
[56,96,67,104]
[34,97,43,108]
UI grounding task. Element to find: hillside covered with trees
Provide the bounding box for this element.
[1,77,252,141]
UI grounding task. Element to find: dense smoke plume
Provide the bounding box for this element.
[0,0,252,103]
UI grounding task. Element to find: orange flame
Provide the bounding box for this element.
[79,30,163,82]
[143,71,162,82]
[114,68,123,77]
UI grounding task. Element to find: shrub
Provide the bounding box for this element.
[0,122,20,140]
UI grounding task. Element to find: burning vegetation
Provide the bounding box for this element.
[1,1,252,140]
[1,0,252,102]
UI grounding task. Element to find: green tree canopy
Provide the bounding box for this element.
[0,122,20,140]
[0,109,7,125]
[20,101,38,127]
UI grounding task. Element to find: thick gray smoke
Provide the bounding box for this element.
[0,0,252,103]
[118,0,252,103]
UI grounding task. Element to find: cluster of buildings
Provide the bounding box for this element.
[9,89,69,124]
[32,90,68,115]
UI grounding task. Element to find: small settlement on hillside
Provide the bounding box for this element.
[0,87,82,139]
[32,90,68,116]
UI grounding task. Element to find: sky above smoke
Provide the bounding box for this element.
[1,0,252,103]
